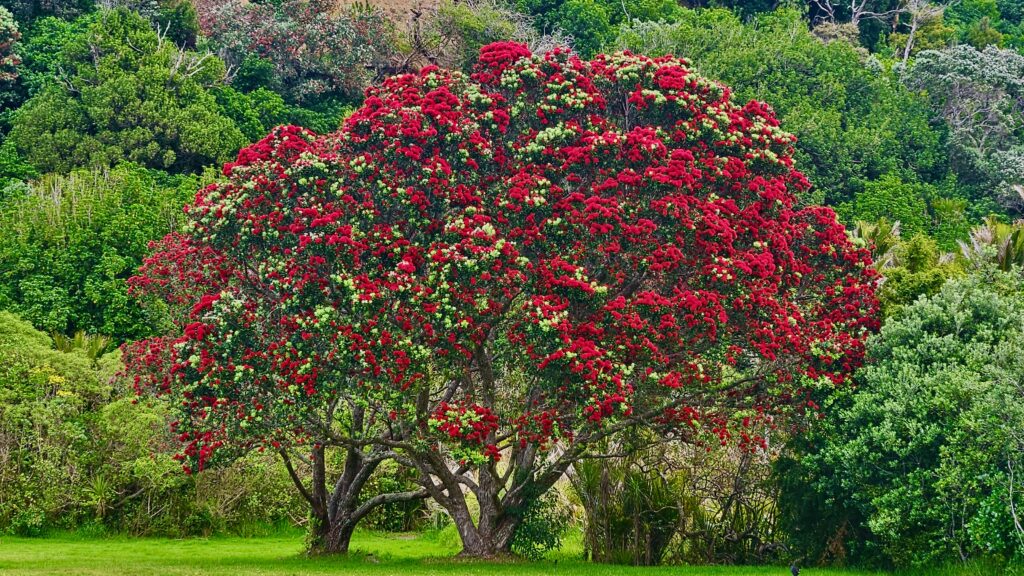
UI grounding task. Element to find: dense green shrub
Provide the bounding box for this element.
[778,269,1024,567]
[8,9,245,174]
[511,491,572,560]
[0,310,303,536]
[552,0,614,58]
[878,234,962,314]
[0,163,197,341]
[212,86,289,143]
[0,311,107,535]
[215,84,352,136]
[12,14,88,99]
[931,195,973,251]
[0,140,36,193]
[848,174,933,237]
[946,0,1006,47]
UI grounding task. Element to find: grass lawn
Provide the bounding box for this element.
[0,530,1004,576]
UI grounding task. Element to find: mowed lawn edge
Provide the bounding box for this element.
[0,531,892,576]
[0,531,943,576]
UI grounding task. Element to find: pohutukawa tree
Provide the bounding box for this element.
[127,42,880,557]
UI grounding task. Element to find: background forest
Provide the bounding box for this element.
[0,0,1023,571]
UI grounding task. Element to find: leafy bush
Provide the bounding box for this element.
[946,0,1005,48]
[213,81,354,138]
[849,174,933,237]
[931,196,973,251]
[0,163,196,341]
[0,140,36,194]
[13,14,88,99]
[0,310,303,536]
[778,269,1024,567]
[878,234,961,314]
[195,0,394,106]
[553,0,614,58]
[511,491,572,560]
[0,6,21,111]
[0,310,115,533]
[212,86,289,143]
[8,8,245,174]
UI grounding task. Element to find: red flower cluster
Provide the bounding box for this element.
[126,42,878,472]
[431,401,501,460]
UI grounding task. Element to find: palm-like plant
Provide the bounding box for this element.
[571,445,682,566]
[959,215,1024,271]
[51,331,113,363]
[850,218,902,269]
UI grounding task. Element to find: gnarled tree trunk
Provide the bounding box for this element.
[411,437,574,558]
[282,442,427,555]
[432,462,521,558]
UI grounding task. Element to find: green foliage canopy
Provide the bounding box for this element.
[0,163,195,341]
[8,9,245,174]
[0,310,302,536]
[848,174,933,238]
[878,234,962,314]
[778,269,1024,567]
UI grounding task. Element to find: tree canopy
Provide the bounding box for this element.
[8,9,245,174]
[128,42,879,556]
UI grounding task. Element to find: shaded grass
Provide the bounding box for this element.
[0,530,1011,575]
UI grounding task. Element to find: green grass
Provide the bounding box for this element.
[0,530,1007,575]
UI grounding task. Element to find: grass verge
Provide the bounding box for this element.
[0,530,1011,575]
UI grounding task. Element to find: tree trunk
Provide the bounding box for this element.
[310,514,358,555]
[280,443,426,556]
[449,504,519,558]
[415,445,572,558]
[413,451,522,557]
[411,353,580,558]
